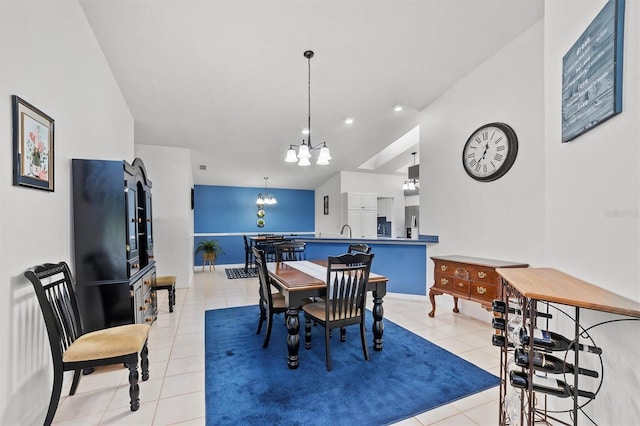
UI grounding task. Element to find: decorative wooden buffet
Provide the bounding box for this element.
[72,158,157,332]
[495,267,640,425]
[429,255,528,317]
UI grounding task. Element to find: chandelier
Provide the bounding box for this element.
[285,50,331,166]
[256,177,277,205]
[402,152,419,190]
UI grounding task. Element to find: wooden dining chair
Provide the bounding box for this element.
[253,247,287,348]
[24,261,150,425]
[302,252,374,371]
[348,243,372,254]
[275,241,306,262]
[243,235,255,271]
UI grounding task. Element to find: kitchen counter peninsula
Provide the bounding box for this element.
[295,235,439,295]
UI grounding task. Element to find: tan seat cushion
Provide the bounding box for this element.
[63,324,150,363]
[302,302,361,321]
[156,276,177,287]
[272,292,286,309]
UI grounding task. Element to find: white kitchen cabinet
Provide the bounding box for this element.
[347,210,378,238]
[342,192,377,238]
[346,192,377,210]
[377,198,393,218]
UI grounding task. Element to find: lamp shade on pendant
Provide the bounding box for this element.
[285,147,298,162]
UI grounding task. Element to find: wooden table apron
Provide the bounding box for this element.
[267,260,388,369]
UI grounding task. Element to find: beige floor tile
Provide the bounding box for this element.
[159,371,204,399]
[165,355,204,377]
[153,391,206,425]
[99,400,159,425]
[414,403,461,425]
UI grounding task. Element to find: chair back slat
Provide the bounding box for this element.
[252,247,274,311]
[276,241,306,262]
[24,262,84,361]
[325,253,373,321]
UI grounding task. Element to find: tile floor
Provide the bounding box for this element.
[52,267,502,425]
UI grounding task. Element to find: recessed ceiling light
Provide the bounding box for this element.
[393,105,403,112]
[345,118,354,124]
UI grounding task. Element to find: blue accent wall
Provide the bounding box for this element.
[304,241,427,295]
[194,185,314,265]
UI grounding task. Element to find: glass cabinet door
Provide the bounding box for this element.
[126,184,138,259]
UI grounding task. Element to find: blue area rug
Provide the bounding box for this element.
[205,306,498,425]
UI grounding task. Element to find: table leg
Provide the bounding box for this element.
[286,307,300,369]
[372,293,384,351]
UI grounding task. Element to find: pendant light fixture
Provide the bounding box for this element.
[284,50,331,166]
[256,177,277,205]
[402,152,419,190]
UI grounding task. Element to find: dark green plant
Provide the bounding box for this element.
[195,239,224,256]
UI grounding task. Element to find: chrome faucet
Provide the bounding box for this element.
[340,224,352,239]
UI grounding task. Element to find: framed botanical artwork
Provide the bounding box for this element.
[12,95,55,191]
[323,195,329,215]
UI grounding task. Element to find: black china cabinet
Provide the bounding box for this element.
[72,158,157,332]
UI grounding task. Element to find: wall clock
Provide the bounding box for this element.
[462,122,518,182]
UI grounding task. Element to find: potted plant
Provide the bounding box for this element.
[195,239,224,258]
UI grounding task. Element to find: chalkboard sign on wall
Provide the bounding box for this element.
[561,0,625,142]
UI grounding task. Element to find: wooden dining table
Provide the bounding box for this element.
[266,260,388,369]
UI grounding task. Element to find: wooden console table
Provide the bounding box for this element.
[428,255,528,317]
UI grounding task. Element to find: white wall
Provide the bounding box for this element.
[315,172,342,236]
[135,145,194,289]
[543,0,640,423]
[0,0,134,423]
[420,20,547,319]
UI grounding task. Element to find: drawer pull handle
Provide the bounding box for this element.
[144,280,151,285]
[139,306,145,311]
[440,265,448,272]
[440,278,448,286]
[144,299,152,304]
[145,318,153,322]
[457,282,465,288]
[476,286,487,295]
[478,272,487,279]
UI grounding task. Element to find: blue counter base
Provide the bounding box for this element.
[299,237,438,296]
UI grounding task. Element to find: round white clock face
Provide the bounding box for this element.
[462,123,518,182]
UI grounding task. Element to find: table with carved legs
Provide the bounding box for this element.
[267,260,388,369]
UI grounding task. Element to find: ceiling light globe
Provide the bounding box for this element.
[297,144,311,159]
[318,146,331,162]
[285,148,298,162]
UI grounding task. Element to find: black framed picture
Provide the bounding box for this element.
[12,95,55,191]
[191,187,194,210]
[323,195,329,215]
[561,0,625,142]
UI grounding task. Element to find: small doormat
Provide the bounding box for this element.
[225,268,258,279]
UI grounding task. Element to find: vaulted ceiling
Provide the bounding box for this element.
[79,0,543,189]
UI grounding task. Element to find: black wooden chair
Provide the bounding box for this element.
[24,262,150,425]
[275,241,306,262]
[253,247,287,348]
[243,235,255,271]
[302,252,374,371]
[348,243,372,254]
